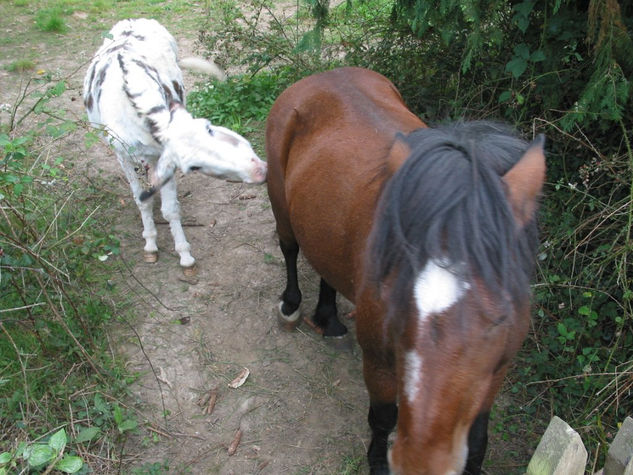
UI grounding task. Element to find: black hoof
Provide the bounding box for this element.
[322,317,347,338]
[369,461,390,475]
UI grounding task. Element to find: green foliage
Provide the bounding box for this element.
[0,429,84,474]
[187,70,293,135]
[1,69,126,473]
[199,0,348,78]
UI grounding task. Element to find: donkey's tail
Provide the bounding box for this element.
[178,57,226,81]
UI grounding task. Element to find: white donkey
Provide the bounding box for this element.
[84,18,267,273]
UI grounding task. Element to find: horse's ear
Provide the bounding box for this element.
[502,134,546,226]
[386,133,411,175]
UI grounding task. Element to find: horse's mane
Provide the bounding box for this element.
[368,121,539,327]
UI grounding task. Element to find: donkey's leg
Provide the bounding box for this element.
[278,238,302,329]
[159,177,195,269]
[464,411,489,475]
[312,278,347,337]
[118,156,158,262]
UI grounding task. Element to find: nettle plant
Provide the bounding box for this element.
[0,429,82,474]
[1,76,125,472]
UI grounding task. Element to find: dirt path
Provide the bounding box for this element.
[1,3,526,473]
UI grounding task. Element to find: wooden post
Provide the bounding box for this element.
[526,416,588,475]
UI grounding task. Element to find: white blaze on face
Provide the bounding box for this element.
[405,259,470,403]
[404,350,423,403]
[414,260,469,320]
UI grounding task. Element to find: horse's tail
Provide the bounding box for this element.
[178,56,226,81]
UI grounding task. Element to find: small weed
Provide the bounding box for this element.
[339,454,363,474]
[5,59,36,72]
[131,460,170,474]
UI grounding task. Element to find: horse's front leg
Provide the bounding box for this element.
[464,411,489,475]
[368,401,398,474]
[356,297,398,474]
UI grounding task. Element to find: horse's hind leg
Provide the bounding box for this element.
[312,278,347,337]
[278,238,302,329]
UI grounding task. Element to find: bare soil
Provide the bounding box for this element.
[0,3,529,473]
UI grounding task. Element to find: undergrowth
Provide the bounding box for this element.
[0,72,134,473]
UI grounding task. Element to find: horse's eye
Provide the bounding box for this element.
[189,166,201,172]
[206,125,214,136]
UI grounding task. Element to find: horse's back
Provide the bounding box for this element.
[266,67,424,300]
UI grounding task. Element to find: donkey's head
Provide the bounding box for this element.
[141,106,267,200]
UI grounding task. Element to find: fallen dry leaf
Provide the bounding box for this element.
[228,367,250,388]
[227,428,242,456]
[204,390,218,415]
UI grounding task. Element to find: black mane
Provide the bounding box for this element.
[368,121,539,325]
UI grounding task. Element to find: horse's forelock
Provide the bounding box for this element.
[368,121,539,330]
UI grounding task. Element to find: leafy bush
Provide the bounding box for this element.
[188,70,293,136]
[1,76,129,473]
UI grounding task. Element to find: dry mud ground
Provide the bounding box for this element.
[0,3,528,473]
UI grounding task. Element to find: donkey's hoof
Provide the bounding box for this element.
[182,264,197,277]
[278,301,301,331]
[144,252,158,263]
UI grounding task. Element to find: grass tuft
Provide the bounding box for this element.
[35,8,68,33]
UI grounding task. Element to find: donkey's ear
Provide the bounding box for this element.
[502,134,546,226]
[386,133,412,175]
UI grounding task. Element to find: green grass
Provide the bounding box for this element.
[0,0,208,55]
[35,7,68,32]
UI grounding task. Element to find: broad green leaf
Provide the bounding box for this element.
[47,81,66,98]
[113,404,123,426]
[506,58,527,78]
[578,306,591,316]
[118,419,138,433]
[49,428,67,452]
[513,43,530,60]
[530,49,546,62]
[27,445,55,467]
[0,452,11,464]
[56,455,83,473]
[75,426,100,443]
[498,90,512,102]
[94,393,108,414]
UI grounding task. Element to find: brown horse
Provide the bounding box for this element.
[266,67,545,474]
